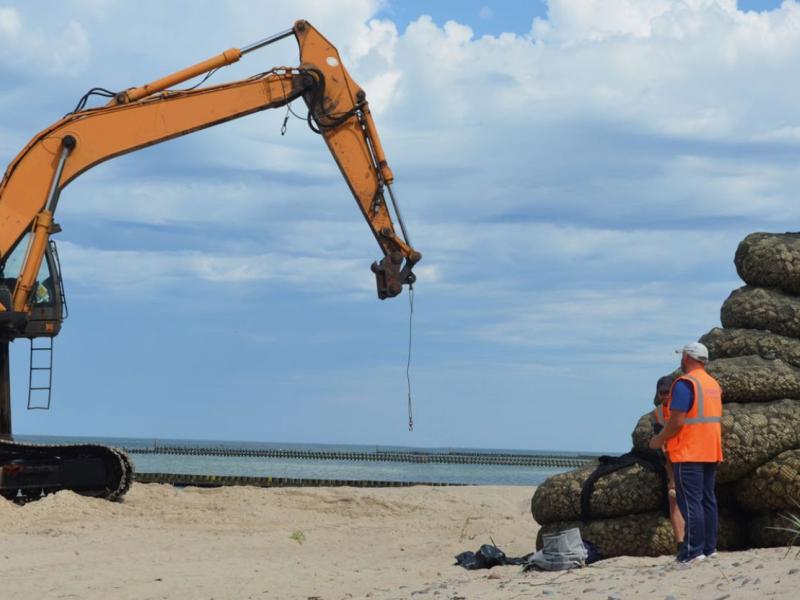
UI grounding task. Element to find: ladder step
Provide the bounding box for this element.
[28,338,54,410]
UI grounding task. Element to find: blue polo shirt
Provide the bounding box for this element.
[669,379,695,413]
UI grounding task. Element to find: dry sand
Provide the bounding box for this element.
[0,483,798,599]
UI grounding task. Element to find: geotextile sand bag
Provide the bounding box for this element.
[536,228,800,555]
[632,355,800,409]
[631,412,658,452]
[736,449,800,513]
[705,356,800,403]
[632,399,800,483]
[718,511,753,551]
[537,512,674,558]
[712,399,800,482]
[734,232,800,295]
[700,327,800,368]
[748,511,800,548]
[721,286,800,338]
[530,461,662,525]
[536,511,749,558]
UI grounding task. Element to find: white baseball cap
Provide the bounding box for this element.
[675,342,709,363]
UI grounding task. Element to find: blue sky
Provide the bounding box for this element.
[0,0,796,452]
[380,1,784,37]
[377,1,549,36]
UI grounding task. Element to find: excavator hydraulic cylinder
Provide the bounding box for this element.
[112,49,243,104]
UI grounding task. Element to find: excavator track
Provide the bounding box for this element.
[0,439,133,503]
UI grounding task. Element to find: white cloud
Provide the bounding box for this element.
[57,241,371,294]
[71,0,119,17]
[329,0,799,151]
[0,7,89,75]
[9,1,796,291]
[9,1,800,448]
[472,281,725,352]
[0,7,21,36]
[533,0,675,42]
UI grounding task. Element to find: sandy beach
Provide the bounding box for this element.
[0,483,798,599]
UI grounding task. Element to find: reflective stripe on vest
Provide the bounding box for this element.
[680,374,722,424]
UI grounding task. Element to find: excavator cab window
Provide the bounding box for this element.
[32,258,55,307]
[27,242,65,338]
[0,234,65,338]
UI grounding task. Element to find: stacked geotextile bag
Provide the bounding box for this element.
[531,232,800,557]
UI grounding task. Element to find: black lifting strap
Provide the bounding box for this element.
[579,449,668,522]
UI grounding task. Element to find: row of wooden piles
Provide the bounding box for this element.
[530,233,800,557]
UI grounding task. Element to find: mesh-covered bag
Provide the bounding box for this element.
[748,511,800,548]
[531,458,663,525]
[721,286,800,339]
[633,356,800,407]
[700,327,800,368]
[736,449,800,513]
[632,399,800,483]
[734,232,800,295]
[706,356,800,404]
[537,512,674,558]
[536,511,748,558]
[631,413,658,454]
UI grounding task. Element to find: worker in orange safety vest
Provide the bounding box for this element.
[649,342,723,564]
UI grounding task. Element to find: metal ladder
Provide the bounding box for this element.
[27,338,54,410]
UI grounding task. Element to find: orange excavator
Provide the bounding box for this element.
[0,20,421,501]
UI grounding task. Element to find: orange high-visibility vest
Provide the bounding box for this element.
[666,368,723,463]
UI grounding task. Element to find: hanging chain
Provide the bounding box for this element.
[407,283,415,431]
[281,107,290,136]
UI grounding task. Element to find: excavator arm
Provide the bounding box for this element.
[0,21,421,501]
[0,20,421,326]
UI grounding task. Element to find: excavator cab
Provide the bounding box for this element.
[24,241,66,339]
[0,236,66,340]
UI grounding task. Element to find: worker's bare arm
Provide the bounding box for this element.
[649,411,686,449]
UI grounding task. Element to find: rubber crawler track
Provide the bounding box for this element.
[0,439,133,502]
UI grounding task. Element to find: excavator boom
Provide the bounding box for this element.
[0,20,421,501]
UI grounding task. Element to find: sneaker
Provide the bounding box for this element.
[675,541,687,561]
[681,554,707,565]
[706,551,718,559]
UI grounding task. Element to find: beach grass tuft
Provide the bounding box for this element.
[290,530,306,545]
[767,499,800,558]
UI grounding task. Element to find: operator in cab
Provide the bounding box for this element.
[649,342,723,565]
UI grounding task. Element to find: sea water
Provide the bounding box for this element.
[15,435,597,485]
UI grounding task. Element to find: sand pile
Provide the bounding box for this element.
[531,232,800,558]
